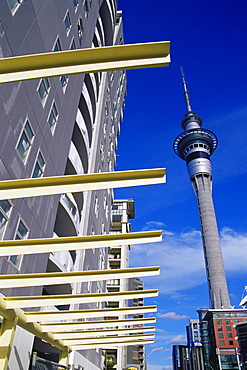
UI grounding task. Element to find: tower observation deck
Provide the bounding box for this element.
[173,68,231,309]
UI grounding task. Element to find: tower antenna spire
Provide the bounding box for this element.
[180,66,192,112]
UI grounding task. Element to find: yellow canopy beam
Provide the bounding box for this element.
[0,230,162,257]
[40,317,156,332]
[53,326,156,340]
[0,168,166,200]
[71,339,154,350]
[4,289,159,309]
[25,305,157,322]
[0,42,170,84]
[62,333,155,346]
[0,266,160,289]
[0,297,69,352]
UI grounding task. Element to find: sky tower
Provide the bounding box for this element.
[173,68,231,309]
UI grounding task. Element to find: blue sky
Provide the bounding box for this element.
[115,1,247,369]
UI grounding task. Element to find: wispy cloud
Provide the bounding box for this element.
[155,328,168,333]
[166,334,187,345]
[130,223,247,295]
[157,312,189,320]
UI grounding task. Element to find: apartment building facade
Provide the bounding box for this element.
[0,1,126,369]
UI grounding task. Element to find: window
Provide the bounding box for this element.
[0,200,12,240]
[217,320,222,324]
[218,333,224,338]
[77,17,84,38]
[219,340,225,346]
[229,340,234,345]
[73,0,79,10]
[60,75,69,91]
[218,326,223,331]
[7,0,23,14]
[227,333,233,338]
[16,120,34,162]
[48,101,59,132]
[70,39,76,50]
[64,11,72,33]
[83,0,89,17]
[226,326,231,331]
[53,37,62,52]
[225,320,230,324]
[32,151,46,178]
[9,219,28,269]
[38,78,50,104]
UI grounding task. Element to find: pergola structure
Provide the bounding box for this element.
[0,40,170,370]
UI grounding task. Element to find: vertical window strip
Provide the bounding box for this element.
[32,151,46,178]
[16,120,34,163]
[9,219,29,269]
[48,101,59,133]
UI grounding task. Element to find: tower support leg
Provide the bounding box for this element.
[0,316,18,370]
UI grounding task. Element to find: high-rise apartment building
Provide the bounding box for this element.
[0,1,127,369]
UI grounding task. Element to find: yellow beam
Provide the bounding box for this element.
[0,266,160,289]
[53,326,156,340]
[25,305,157,322]
[0,168,166,200]
[71,339,154,350]
[4,289,159,309]
[62,333,155,346]
[40,317,156,332]
[0,297,69,352]
[0,230,162,257]
[0,42,170,83]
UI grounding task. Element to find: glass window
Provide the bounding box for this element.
[83,0,89,16]
[48,101,59,132]
[227,333,233,338]
[38,78,50,104]
[60,75,69,89]
[9,219,28,269]
[73,0,79,9]
[0,200,12,240]
[218,326,223,331]
[7,0,23,14]
[229,340,234,345]
[219,340,225,346]
[32,151,46,178]
[64,11,71,33]
[226,326,231,331]
[217,320,222,324]
[218,333,224,338]
[225,320,230,324]
[16,120,34,162]
[70,39,76,50]
[77,17,84,37]
[53,37,62,52]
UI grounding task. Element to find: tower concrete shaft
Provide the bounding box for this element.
[191,174,231,309]
[173,69,231,309]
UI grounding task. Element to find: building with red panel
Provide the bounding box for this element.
[198,309,247,370]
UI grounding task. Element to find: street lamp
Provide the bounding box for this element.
[147,347,163,369]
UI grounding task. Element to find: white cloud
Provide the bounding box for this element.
[130,225,247,295]
[155,328,168,333]
[157,312,189,320]
[166,334,187,345]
